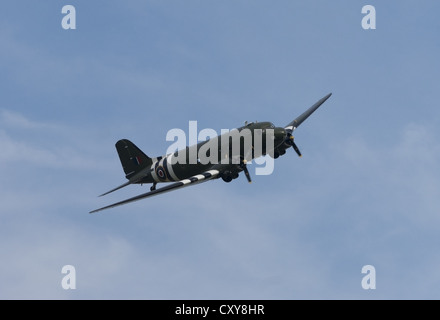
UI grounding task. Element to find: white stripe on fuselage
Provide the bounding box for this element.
[150,160,159,182]
[166,154,180,181]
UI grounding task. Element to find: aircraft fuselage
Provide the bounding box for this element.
[137,121,287,184]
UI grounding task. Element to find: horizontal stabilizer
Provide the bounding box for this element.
[99,180,132,197]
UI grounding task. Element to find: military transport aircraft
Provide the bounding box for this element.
[90,93,332,213]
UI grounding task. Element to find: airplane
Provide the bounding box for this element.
[90,93,332,213]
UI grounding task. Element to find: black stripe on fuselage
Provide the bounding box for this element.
[162,156,173,181]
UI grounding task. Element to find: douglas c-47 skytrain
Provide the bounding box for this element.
[90,93,332,213]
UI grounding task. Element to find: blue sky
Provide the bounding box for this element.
[1,0,440,299]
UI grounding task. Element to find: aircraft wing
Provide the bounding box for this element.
[285,93,332,131]
[89,169,220,214]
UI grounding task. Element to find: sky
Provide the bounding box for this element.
[1,0,440,299]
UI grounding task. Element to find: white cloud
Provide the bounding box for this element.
[0,109,56,130]
[0,110,114,171]
[1,0,440,300]
[1,110,440,299]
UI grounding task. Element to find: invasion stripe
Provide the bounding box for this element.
[166,154,180,181]
[162,157,171,181]
[151,160,160,182]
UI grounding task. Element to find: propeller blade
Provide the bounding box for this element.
[243,166,252,183]
[291,141,302,157]
[240,160,252,183]
[286,134,302,157]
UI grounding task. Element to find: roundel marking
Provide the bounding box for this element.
[156,166,166,180]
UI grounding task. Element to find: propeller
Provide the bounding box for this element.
[282,93,332,158]
[285,130,302,157]
[240,159,252,183]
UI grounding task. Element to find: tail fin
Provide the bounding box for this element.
[115,139,152,180]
